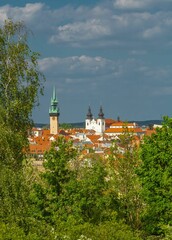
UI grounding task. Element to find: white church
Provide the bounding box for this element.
[85,106,105,134]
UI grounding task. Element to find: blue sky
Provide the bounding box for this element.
[1,0,172,124]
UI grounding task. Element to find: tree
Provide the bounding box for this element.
[34,137,117,227]
[60,123,73,129]
[0,104,56,238]
[0,20,49,238]
[43,136,78,196]
[108,130,143,229]
[0,106,24,168]
[0,105,34,234]
[54,221,141,240]
[32,136,78,224]
[138,117,172,235]
[60,154,115,224]
[0,105,26,222]
[0,19,44,139]
[32,135,145,239]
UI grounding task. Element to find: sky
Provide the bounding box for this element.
[1,0,172,124]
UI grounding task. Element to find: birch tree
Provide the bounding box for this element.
[0,19,44,138]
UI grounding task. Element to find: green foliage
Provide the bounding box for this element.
[0,106,24,168]
[53,221,141,240]
[0,19,44,138]
[34,137,118,226]
[0,222,26,240]
[32,137,78,223]
[43,136,78,195]
[3,19,172,237]
[138,117,172,234]
[60,123,73,129]
[108,131,143,229]
[0,165,27,223]
[59,155,116,224]
[0,143,56,239]
[0,221,57,240]
[0,20,51,239]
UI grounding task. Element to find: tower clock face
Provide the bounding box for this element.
[52,117,55,120]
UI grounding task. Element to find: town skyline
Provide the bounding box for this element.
[1,0,172,123]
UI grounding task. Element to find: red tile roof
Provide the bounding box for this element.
[110,122,137,127]
[105,127,143,133]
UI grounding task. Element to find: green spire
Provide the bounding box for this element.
[49,86,60,116]
[52,86,57,102]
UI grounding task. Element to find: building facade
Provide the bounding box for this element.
[85,106,105,134]
[49,87,60,134]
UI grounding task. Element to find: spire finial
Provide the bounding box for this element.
[86,106,93,119]
[98,105,104,119]
[53,86,56,100]
[49,86,60,116]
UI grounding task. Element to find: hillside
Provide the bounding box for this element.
[35,120,162,129]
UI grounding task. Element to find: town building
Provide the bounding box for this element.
[49,87,60,134]
[28,90,155,161]
[104,121,144,137]
[85,106,105,134]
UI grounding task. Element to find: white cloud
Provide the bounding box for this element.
[130,50,147,55]
[39,55,172,90]
[113,0,152,9]
[20,3,43,17]
[153,87,172,96]
[1,1,172,122]
[143,67,170,80]
[50,18,111,44]
[0,6,9,22]
[39,55,115,77]
[0,3,44,24]
[1,2,172,50]
[113,0,172,10]
[38,57,61,71]
[48,8,172,48]
[142,26,162,39]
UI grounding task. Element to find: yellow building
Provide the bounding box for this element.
[49,87,60,134]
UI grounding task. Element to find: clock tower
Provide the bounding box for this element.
[49,87,60,134]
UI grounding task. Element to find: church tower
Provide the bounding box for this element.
[85,106,93,130]
[97,106,105,134]
[49,87,60,134]
[85,106,105,134]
